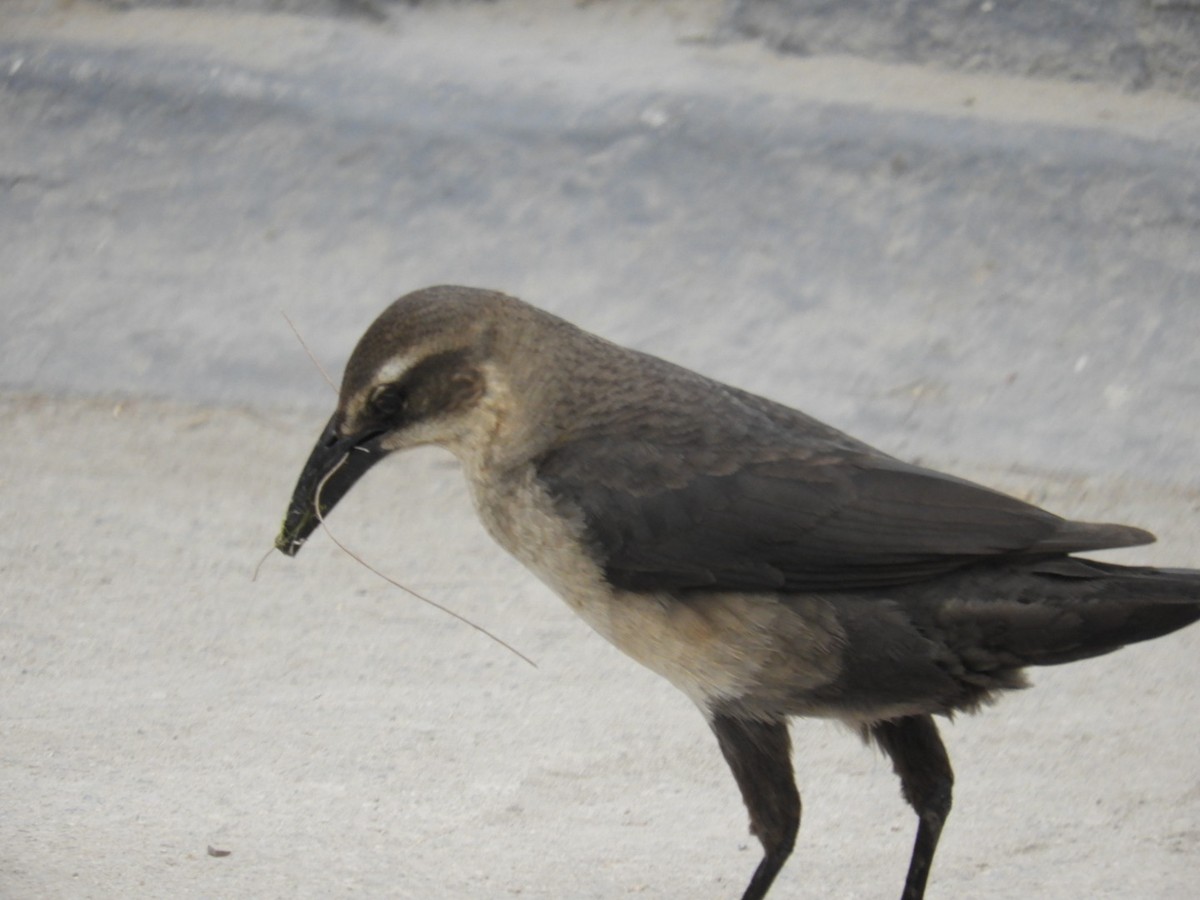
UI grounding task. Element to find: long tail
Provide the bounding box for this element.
[941,557,1200,669]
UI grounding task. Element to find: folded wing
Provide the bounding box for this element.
[537,442,1153,593]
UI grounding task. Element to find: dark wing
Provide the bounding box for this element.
[537,442,1154,594]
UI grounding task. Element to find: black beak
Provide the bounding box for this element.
[275,414,388,557]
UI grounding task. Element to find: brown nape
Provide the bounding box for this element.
[279,286,1200,900]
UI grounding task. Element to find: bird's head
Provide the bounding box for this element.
[275,285,526,557]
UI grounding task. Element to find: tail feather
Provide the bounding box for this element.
[1029,558,1200,665]
[935,558,1200,671]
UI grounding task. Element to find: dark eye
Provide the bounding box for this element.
[368,384,408,419]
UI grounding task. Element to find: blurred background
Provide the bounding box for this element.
[2,2,1198,897]
[5,0,1200,470]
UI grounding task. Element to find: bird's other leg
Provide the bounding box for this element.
[870,715,954,900]
[709,714,800,900]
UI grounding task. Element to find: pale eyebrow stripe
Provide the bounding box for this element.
[372,355,416,386]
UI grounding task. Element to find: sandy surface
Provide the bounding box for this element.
[2,2,1198,898]
[2,394,1197,900]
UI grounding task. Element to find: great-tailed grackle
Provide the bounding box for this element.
[277,286,1200,899]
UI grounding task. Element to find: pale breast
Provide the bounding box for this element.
[467,464,845,710]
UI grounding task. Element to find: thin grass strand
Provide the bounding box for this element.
[315,458,537,669]
[251,545,275,582]
[282,309,338,394]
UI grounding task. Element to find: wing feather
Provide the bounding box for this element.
[537,440,1153,594]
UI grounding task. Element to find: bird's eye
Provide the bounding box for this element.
[368,384,407,419]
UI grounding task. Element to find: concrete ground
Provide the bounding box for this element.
[2,2,1198,898]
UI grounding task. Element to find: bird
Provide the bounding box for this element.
[275,285,1200,900]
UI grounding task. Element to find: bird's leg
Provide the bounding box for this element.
[709,714,800,900]
[870,715,954,900]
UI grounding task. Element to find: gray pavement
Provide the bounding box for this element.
[2,2,1198,897]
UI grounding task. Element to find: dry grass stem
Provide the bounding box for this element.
[282,309,338,394]
[251,544,274,582]
[314,458,538,669]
